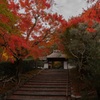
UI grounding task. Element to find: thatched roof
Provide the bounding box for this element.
[47,50,66,58]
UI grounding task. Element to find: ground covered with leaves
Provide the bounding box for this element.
[0,69,41,95]
[70,68,98,100]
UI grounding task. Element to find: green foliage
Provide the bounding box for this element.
[62,21,100,92]
[0,59,37,77]
[0,3,16,22]
[87,59,100,88]
[53,61,62,69]
[0,62,15,76]
[0,0,18,33]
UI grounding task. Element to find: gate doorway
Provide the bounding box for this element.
[47,50,67,69]
[48,61,63,69]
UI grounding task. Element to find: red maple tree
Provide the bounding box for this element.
[0,0,67,80]
[82,1,100,32]
[7,0,67,59]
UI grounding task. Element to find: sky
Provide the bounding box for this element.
[14,0,97,21]
[50,0,97,20]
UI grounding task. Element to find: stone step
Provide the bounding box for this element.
[32,78,67,80]
[27,81,67,84]
[39,73,67,74]
[25,82,67,85]
[29,79,68,82]
[6,95,67,100]
[33,75,67,80]
[13,91,66,96]
[40,73,67,74]
[22,84,67,88]
[20,87,66,91]
[30,77,67,79]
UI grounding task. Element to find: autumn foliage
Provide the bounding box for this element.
[66,0,100,33]
[1,0,100,62]
[0,0,67,62]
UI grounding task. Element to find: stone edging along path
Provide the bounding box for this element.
[0,69,44,100]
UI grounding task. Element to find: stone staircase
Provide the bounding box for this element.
[6,69,71,100]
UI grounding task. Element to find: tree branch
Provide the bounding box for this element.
[26,15,39,41]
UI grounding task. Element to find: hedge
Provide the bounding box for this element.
[0,59,43,76]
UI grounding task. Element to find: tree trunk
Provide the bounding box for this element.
[15,58,23,83]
